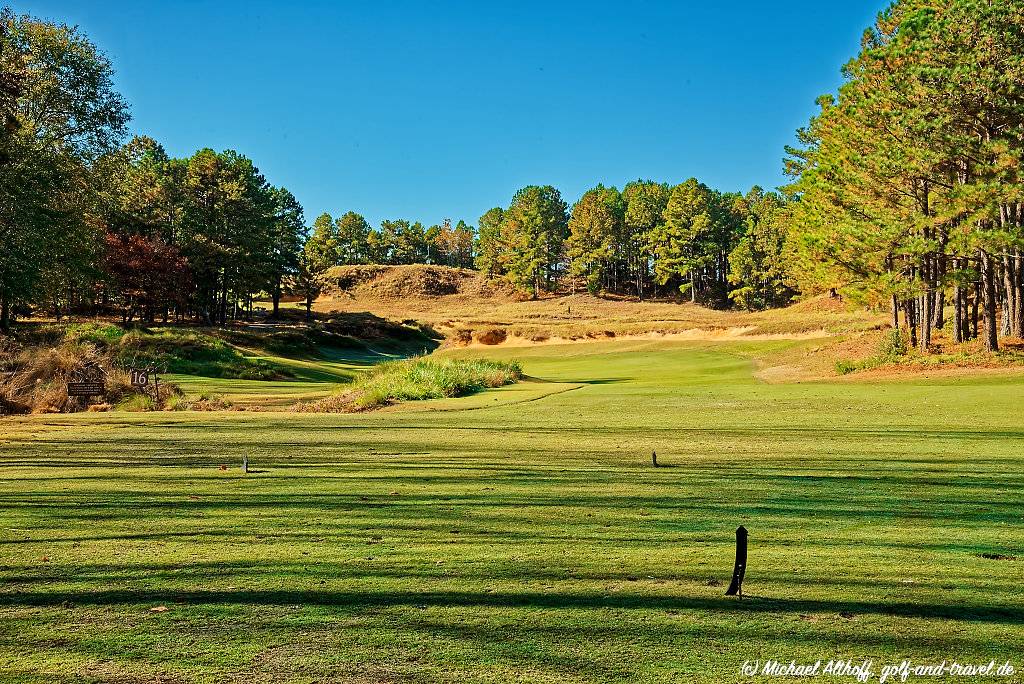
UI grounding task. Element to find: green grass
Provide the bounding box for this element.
[1,339,1022,683]
[116,328,282,380]
[163,344,407,409]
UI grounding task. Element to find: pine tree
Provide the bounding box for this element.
[501,186,568,297]
[648,179,713,301]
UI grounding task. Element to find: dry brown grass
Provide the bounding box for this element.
[0,339,180,414]
[166,391,234,411]
[314,266,884,345]
[323,264,513,301]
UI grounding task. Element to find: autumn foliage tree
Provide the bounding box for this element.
[103,233,189,322]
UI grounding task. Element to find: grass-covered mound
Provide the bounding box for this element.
[323,264,512,300]
[62,323,281,380]
[295,357,523,412]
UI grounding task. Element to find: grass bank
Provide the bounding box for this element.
[296,357,523,411]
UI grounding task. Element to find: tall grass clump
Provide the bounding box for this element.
[876,328,909,359]
[295,357,523,412]
[0,339,181,414]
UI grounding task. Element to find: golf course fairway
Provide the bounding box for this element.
[1,339,1022,683]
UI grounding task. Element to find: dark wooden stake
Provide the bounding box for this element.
[652,451,658,467]
[725,525,748,599]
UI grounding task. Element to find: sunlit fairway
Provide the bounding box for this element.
[1,339,1023,683]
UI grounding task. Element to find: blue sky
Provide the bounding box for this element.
[16,1,883,228]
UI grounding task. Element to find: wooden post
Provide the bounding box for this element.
[651,451,658,467]
[242,455,248,474]
[725,526,748,598]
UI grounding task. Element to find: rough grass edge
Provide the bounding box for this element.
[293,357,523,412]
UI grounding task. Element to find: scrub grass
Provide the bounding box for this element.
[311,270,883,342]
[0,338,178,414]
[116,328,280,380]
[296,357,523,411]
[1,339,1022,683]
[10,323,280,381]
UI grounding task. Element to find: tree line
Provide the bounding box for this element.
[484,182,792,308]
[1,9,305,328]
[304,213,475,271]
[3,8,790,330]
[785,0,1024,352]
[7,1,1024,355]
[303,183,793,310]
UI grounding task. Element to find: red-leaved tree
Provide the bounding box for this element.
[103,233,190,322]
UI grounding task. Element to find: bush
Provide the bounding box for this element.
[834,359,866,375]
[835,327,910,376]
[0,340,182,414]
[295,357,523,412]
[877,328,908,359]
[64,323,127,346]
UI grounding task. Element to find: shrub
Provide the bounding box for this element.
[834,359,866,375]
[0,339,183,414]
[877,328,908,359]
[835,327,910,376]
[295,357,523,412]
[64,323,127,346]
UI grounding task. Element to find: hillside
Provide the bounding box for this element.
[322,264,514,301]
[316,264,884,346]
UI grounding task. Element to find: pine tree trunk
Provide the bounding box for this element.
[981,249,999,352]
[932,290,944,330]
[0,293,9,333]
[1002,255,1015,336]
[906,299,918,349]
[220,278,228,326]
[1013,249,1024,337]
[971,284,979,340]
[1000,291,1011,337]
[932,232,947,330]
[918,254,931,352]
[919,291,931,352]
[890,295,899,330]
[953,285,964,343]
[272,279,282,319]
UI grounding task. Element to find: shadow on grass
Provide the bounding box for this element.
[523,376,632,385]
[0,587,1019,626]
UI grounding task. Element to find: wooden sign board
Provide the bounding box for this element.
[129,368,150,388]
[67,381,105,397]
